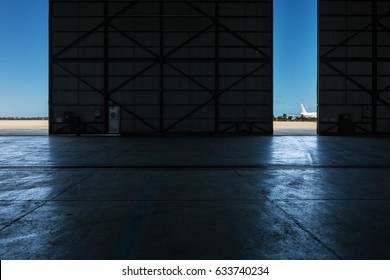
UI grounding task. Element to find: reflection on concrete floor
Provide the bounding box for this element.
[0,136,389,259]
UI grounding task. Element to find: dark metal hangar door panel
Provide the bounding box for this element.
[318,0,390,135]
[49,0,273,134]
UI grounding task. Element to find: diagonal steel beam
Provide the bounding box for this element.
[108,62,158,95]
[163,94,216,132]
[323,61,390,107]
[378,82,390,96]
[164,23,215,57]
[110,22,214,61]
[161,24,220,98]
[355,123,371,133]
[54,0,142,58]
[55,62,159,132]
[321,124,337,134]
[109,24,159,58]
[377,21,390,36]
[221,123,236,132]
[105,98,159,132]
[220,63,268,94]
[321,9,390,58]
[165,62,215,96]
[107,24,215,96]
[321,24,372,58]
[180,0,270,58]
[323,62,372,95]
[251,123,268,133]
[163,62,268,132]
[55,63,104,95]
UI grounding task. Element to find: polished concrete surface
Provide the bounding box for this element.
[0,136,389,260]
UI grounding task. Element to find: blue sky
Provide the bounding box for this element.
[0,0,317,117]
[274,0,317,116]
[0,0,48,117]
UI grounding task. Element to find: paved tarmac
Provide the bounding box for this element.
[0,120,48,136]
[0,121,316,136]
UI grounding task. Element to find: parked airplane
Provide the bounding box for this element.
[300,104,317,118]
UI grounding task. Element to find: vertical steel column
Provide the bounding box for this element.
[271,0,274,133]
[104,0,109,133]
[160,0,164,132]
[372,0,378,134]
[49,0,53,134]
[316,0,320,135]
[214,0,219,132]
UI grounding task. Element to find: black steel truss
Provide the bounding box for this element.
[319,0,390,134]
[49,0,273,134]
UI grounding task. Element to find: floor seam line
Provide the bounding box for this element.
[0,202,48,233]
[233,169,344,260]
[0,171,97,234]
[1,165,390,170]
[271,200,343,260]
[49,171,97,201]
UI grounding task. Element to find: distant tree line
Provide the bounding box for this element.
[273,114,317,122]
[0,117,48,120]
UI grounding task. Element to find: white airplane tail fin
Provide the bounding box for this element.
[300,104,307,115]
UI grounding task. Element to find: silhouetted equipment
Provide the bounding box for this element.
[49,0,273,134]
[319,0,390,135]
[338,114,355,134]
[109,106,120,134]
[63,112,74,123]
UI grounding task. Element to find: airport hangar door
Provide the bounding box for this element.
[319,0,390,135]
[49,0,273,134]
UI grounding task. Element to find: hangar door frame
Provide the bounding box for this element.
[49,0,273,134]
[318,0,390,134]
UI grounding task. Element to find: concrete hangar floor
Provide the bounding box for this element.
[0,135,389,259]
